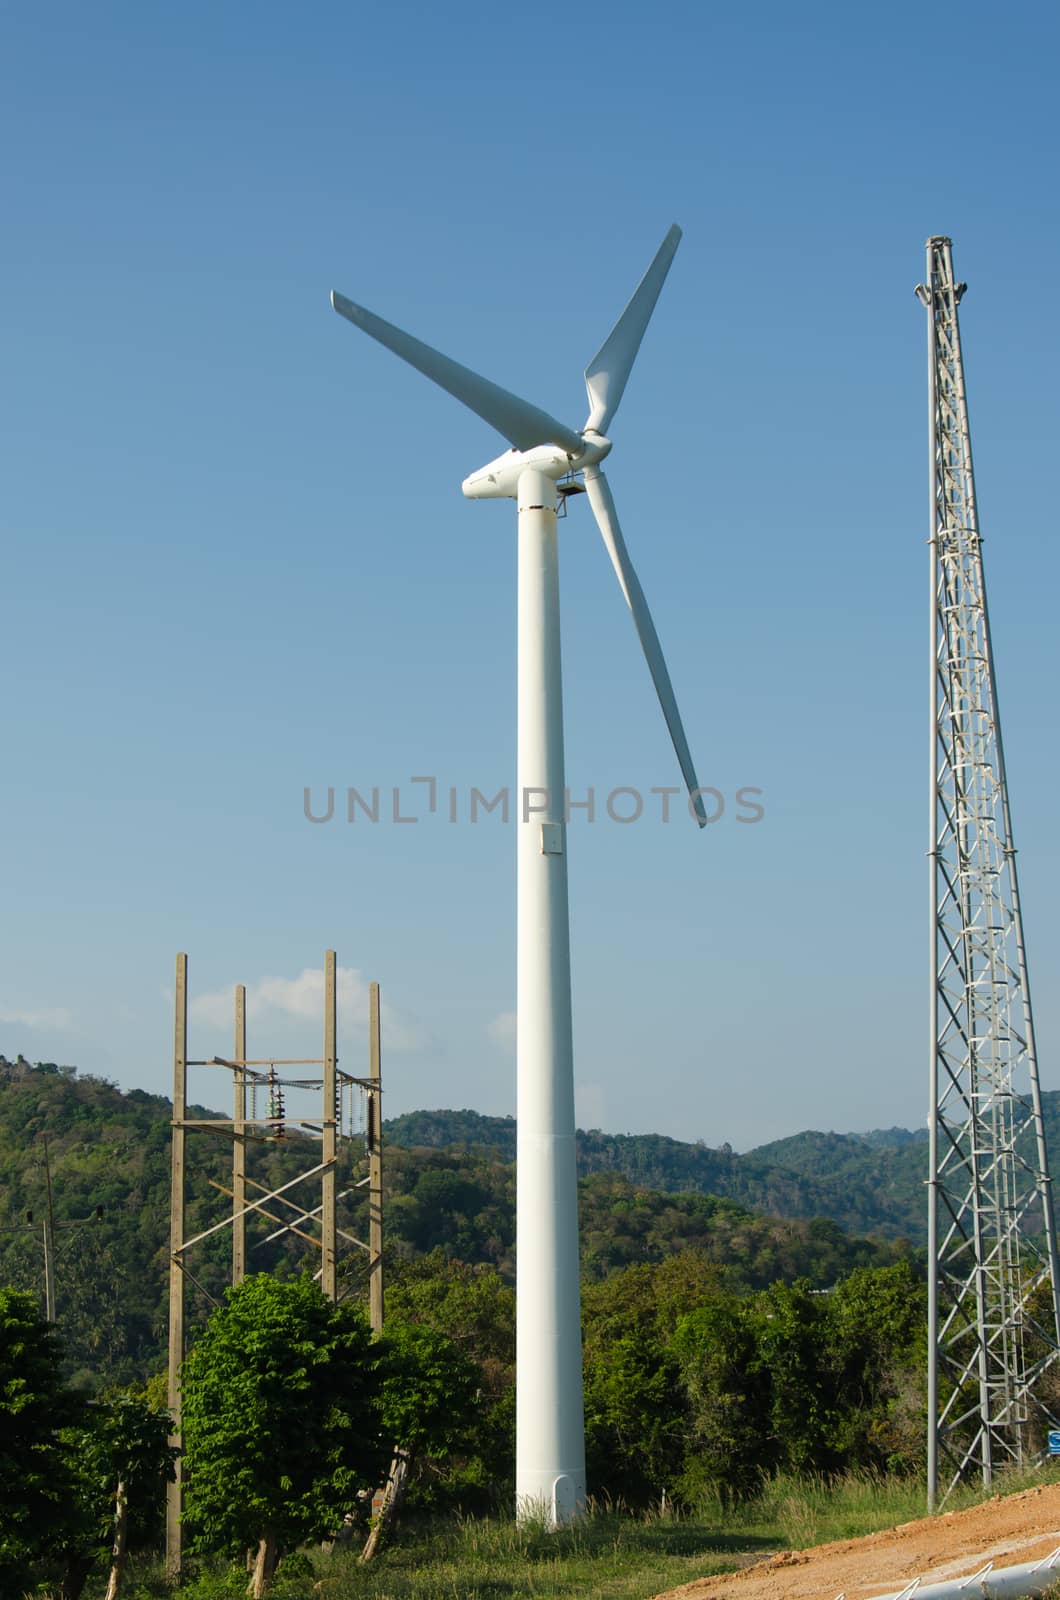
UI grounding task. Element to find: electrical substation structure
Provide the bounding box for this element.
[919,237,1060,1508]
[165,950,384,1579]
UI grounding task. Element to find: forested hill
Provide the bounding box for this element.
[1,1054,913,1390]
[386,1098,1060,1243]
[384,1107,932,1239]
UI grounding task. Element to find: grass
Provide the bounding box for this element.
[119,1510,768,1600]
[112,1464,1060,1600]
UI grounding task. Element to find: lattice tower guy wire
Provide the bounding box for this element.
[919,236,1060,1509]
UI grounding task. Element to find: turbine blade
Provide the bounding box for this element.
[583,225,682,436]
[331,291,582,455]
[584,466,707,828]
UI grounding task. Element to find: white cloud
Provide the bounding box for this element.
[487,1010,517,1054]
[189,966,425,1052]
[0,1005,75,1031]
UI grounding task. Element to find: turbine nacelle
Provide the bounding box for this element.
[462,432,612,500]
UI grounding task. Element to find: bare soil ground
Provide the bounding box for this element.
[652,1484,1060,1600]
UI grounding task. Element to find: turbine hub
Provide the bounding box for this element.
[578,430,612,465]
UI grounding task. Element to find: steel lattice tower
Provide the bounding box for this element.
[919,236,1060,1508]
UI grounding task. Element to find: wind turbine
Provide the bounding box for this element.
[331,225,704,1524]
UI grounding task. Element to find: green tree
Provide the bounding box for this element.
[825,1261,927,1472]
[56,1392,176,1600]
[580,1259,713,1506]
[581,1252,729,1346]
[180,1274,389,1596]
[583,1332,684,1506]
[753,1280,840,1476]
[671,1293,771,1506]
[360,1318,481,1555]
[384,1254,516,1508]
[0,1286,82,1595]
[380,1319,478,1462]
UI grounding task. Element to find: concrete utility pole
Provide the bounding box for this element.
[42,1224,55,1323]
[166,952,187,1580]
[233,983,247,1285]
[919,237,1060,1509]
[322,950,337,1301]
[368,980,383,1332]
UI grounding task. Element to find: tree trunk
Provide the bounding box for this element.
[247,1530,279,1599]
[360,1447,411,1563]
[58,1554,92,1600]
[104,1478,128,1600]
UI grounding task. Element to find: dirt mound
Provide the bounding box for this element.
[652,1484,1060,1600]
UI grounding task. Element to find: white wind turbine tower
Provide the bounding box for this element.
[331,226,704,1524]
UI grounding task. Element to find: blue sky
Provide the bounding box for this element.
[2,1,1058,1149]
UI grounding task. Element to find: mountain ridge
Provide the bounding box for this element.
[0,1054,917,1390]
[383,1107,930,1238]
